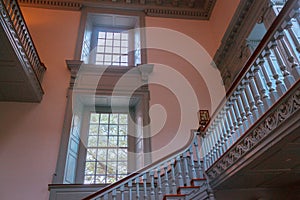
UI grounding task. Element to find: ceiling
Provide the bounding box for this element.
[18,0,217,20]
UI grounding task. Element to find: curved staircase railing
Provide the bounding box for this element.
[201,0,300,171]
[83,0,300,199]
[83,130,209,200]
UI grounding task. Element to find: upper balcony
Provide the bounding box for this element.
[0,0,46,102]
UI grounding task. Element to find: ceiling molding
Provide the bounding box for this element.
[18,0,216,20]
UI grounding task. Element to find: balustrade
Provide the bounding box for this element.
[0,0,46,82]
[202,0,300,170]
[82,131,206,200]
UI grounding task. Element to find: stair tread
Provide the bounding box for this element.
[177,185,200,194]
[163,194,186,200]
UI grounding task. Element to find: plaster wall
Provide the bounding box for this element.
[0,8,80,200]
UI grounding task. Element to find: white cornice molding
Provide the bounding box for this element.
[18,0,216,20]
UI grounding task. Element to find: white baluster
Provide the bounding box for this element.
[128,180,133,200]
[136,177,140,199]
[274,32,299,84]
[189,146,197,180]
[150,170,155,200]
[120,185,125,200]
[253,61,272,108]
[270,39,295,88]
[176,156,184,187]
[164,163,171,193]
[248,69,264,117]
[112,189,117,200]
[285,20,300,78]
[182,152,191,186]
[263,48,287,96]
[193,138,204,178]
[170,159,177,194]
[258,55,279,102]
[156,167,163,198]
[143,174,148,199]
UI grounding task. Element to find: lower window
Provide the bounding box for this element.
[84,112,128,184]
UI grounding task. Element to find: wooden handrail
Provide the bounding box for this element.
[206,78,300,172]
[204,0,297,131]
[82,129,198,200]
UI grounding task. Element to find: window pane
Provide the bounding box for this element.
[98,31,106,38]
[119,136,127,147]
[96,54,104,63]
[106,46,112,53]
[95,175,106,184]
[114,33,121,39]
[119,114,128,124]
[97,149,107,161]
[107,162,117,174]
[107,32,113,39]
[85,162,95,175]
[99,125,108,135]
[112,55,120,63]
[113,47,120,54]
[106,39,113,46]
[98,136,108,147]
[110,114,118,124]
[119,125,127,135]
[121,40,128,48]
[96,162,106,174]
[84,175,95,184]
[89,125,98,135]
[90,113,99,123]
[121,55,128,62]
[107,149,118,161]
[113,40,120,46]
[121,33,128,40]
[97,46,105,53]
[121,47,127,54]
[109,125,118,135]
[118,149,127,161]
[107,175,117,183]
[86,148,97,161]
[104,55,112,62]
[100,114,109,123]
[88,136,97,147]
[108,136,118,147]
[118,162,127,174]
[98,38,105,46]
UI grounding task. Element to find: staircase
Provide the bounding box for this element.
[82,1,300,199]
[82,131,214,200]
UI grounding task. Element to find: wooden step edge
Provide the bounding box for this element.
[190,178,206,186]
[177,186,200,194]
[163,194,186,200]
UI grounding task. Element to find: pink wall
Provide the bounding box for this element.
[0,8,80,200]
[145,17,223,160]
[210,0,240,49]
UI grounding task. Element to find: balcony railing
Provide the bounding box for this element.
[82,0,300,199]
[0,0,46,83]
[201,0,300,171]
